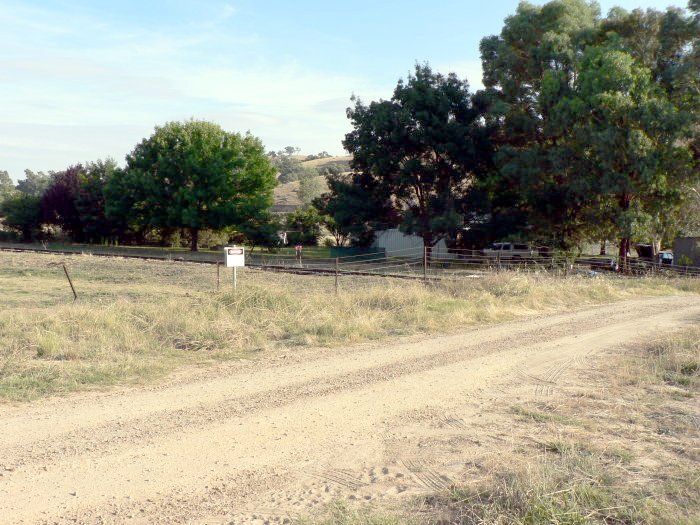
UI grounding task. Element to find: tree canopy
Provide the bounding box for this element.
[107,120,277,251]
[0,171,14,200]
[16,170,50,197]
[0,193,41,242]
[474,0,699,258]
[328,63,491,250]
[40,165,85,242]
[1,1,697,259]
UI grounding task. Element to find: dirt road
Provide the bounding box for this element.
[2,295,699,524]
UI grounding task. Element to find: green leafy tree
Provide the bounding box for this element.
[16,170,50,197]
[284,206,323,246]
[0,193,42,241]
[479,0,698,253]
[601,3,700,248]
[478,0,601,248]
[339,63,490,253]
[313,174,392,247]
[0,170,15,200]
[601,5,698,105]
[40,165,85,241]
[312,190,353,246]
[554,42,697,265]
[239,211,282,251]
[76,159,121,243]
[320,213,348,247]
[108,120,277,251]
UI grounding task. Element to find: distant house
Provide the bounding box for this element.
[673,236,700,266]
[372,228,456,259]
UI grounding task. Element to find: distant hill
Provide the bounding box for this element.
[272,176,329,211]
[301,155,351,168]
[272,156,351,212]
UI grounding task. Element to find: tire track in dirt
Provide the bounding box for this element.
[401,459,453,491]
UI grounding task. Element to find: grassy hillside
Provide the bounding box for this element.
[273,155,351,209]
[273,176,329,207]
[301,155,351,168]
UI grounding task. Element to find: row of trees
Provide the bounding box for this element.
[0,133,345,251]
[0,121,278,251]
[316,0,700,263]
[2,1,697,260]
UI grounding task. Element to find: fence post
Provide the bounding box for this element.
[423,246,427,282]
[335,257,339,296]
[62,264,77,301]
[216,262,221,291]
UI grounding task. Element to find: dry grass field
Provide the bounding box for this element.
[1,250,699,402]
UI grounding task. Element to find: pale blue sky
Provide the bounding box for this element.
[0,0,689,180]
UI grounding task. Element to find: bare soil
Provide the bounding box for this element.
[1,295,699,524]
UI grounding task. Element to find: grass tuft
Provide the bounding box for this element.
[297,501,412,525]
[510,404,574,424]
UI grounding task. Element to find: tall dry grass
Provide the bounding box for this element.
[1,250,699,401]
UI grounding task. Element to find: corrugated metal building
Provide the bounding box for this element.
[372,228,456,259]
[673,237,700,266]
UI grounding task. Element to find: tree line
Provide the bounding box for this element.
[0,121,279,251]
[0,134,351,250]
[1,0,698,262]
[317,0,700,264]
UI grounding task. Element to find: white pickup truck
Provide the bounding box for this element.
[483,242,538,259]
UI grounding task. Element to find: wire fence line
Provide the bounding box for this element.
[249,246,700,280]
[2,245,699,290]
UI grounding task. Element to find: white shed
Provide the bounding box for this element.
[372,229,456,259]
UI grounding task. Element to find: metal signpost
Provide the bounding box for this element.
[224,246,245,290]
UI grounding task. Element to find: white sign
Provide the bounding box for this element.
[224,246,245,267]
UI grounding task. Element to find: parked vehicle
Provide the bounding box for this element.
[483,242,537,259]
[633,244,675,268]
[658,250,673,265]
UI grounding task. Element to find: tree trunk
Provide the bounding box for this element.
[599,240,606,256]
[618,237,630,272]
[190,227,199,252]
[617,192,632,272]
